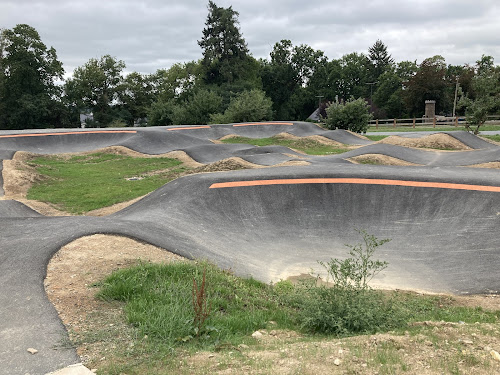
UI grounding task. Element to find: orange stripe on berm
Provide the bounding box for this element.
[209,178,500,193]
[167,126,211,131]
[0,130,137,139]
[232,122,293,127]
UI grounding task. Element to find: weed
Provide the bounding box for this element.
[319,229,389,290]
[192,268,211,336]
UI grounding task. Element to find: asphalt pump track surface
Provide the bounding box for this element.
[0,122,499,374]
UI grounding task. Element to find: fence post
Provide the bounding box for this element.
[393,118,396,128]
[433,117,436,128]
[455,116,458,127]
[376,119,379,129]
[412,118,415,128]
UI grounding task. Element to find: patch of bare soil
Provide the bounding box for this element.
[274,132,345,146]
[44,235,185,366]
[468,162,500,169]
[349,154,421,166]
[378,134,472,150]
[185,326,500,375]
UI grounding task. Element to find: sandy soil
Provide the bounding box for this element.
[468,162,500,169]
[348,154,422,166]
[378,134,472,150]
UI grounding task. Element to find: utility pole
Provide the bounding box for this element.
[452,77,459,118]
[316,95,324,109]
[366,82,377,100]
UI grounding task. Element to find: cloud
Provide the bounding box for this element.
[1,0,499,75]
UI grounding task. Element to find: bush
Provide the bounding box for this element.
[173,89,223,125]
[298,230,406,335]
[210,89,273,124]
[324,98,372,133]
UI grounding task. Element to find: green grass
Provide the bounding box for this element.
[220,135,350,155]
[365,135,388,141]
[482,134,500,142]
[97,262,500,345]
[97,262,299,350]
[90,261,500,373]
[27,153,188,214]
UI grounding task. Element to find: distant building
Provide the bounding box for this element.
[79,113,94,128]
[308,108,321,121]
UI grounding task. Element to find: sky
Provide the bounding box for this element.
[2,0,500,77]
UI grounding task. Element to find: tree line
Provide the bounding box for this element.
[1,1,499,130]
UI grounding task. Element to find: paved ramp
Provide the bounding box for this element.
[0,122,499,374]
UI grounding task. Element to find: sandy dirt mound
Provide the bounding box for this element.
[349,154,421,166]
[378,134,472,150]
[468,162,500,169]
[274,132,344,146]
[217,132,345,146]
[192,157,309,173]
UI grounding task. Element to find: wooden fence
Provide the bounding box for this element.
[369,116,500,129]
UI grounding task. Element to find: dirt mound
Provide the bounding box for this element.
[2,152,43,198]
[192,157,260,173]
[274,132,344,146]
[218,132,345,146]
[378,134,471,150]
[468,162,500,169]
[349,154,421,166]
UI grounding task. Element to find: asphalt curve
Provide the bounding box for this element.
[1,122,499,374]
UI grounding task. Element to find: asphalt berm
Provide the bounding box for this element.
[0,122,499,374]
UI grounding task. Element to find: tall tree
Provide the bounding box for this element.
[459,56,500,134]
[262,39,327,120]
[0,24,64,129]
[198,0,259,90]
[403,55,450,116]
[368,40,394,82]
[117,72,156,126]
[337,52,371,101]
[372,70,405,118]
[65,55,125,126]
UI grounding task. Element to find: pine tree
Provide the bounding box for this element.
[198,1,251,86]
[368,40,394,81]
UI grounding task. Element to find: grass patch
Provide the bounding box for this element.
[92,261,500,373]
[482,134,500,142]
[220,135,350,155]
[27,152,189,214]
[96,261,500,346]
[97,261,299,350]
[365,135,388,141]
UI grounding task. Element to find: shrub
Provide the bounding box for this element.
[299,230,406,335]
[210,89,273,124]
[324,98,372,133]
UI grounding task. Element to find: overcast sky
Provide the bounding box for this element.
[2,0,500,77]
